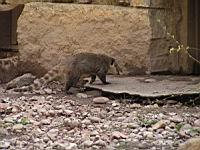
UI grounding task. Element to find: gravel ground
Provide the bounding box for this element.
[0,85,200,150]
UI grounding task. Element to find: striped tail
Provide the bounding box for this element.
[0,56,20,70]
[13,65,61,92]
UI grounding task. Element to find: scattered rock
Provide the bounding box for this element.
[53,142,77,150]
[89,117,101,123]
[0,141,10,149]
[152,120,167,130]
[43,88,53,94]
[12,124,24,131]
[93,97,109,104]
[143,131,154,139]
[4,117,15,123]
[179,124,192,137]
[0,103,10,113]
[130,103,142,109]
[29,96,45,101]
[82,140,93,147]
[111,131,127,140]
[64,110,74,116]
[5,73,36,90]
[178,137,200,150]
[144,78,156,83]
[194,119,200,127]
[94,139,106,146]
[76,93,88,99]
[41,119,51,125]
[170,115,184,123]
[82,119,91,125]
[47,129,59,140]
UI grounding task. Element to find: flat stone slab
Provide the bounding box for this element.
[85,75,200,97]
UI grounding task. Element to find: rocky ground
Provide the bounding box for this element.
[0,84,200,150]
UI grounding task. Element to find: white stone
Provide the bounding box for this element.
[76,93,88,99]
[82,140,93,147]
[93,97,109,104]
[89,117,101,123]
[194,119,200,127]
[64,110,74,115]
[130,103,142,109]
[12,124,24,131]
[41,119,51,125]
[0,141,10,149]
[152,120,167,130]
[111,131,127,140]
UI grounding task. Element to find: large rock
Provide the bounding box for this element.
[178,138,200,150]
[17,3,152,75]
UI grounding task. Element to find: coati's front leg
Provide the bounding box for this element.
[90,75,96,84]
[97,69,110,84]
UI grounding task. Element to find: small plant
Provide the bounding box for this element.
[157,19,200,65]
[188,127,200,133]
[18,117,30,125]
[175,123,184,132]
[142,119,157,127]
[116,141,129,150]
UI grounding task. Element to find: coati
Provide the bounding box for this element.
[13,52,122,94]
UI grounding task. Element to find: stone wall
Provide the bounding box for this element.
[17,3,152,75]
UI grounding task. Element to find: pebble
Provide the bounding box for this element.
[94,139,106,146]
[111,131,127,140]
[29,96,45,101]
[130,103,142,109]
[144,78,156,83]
[93,97,109,104]
[152,120,167,130]
[4,117,15,123]
[89,117,101,123]
[194,119,200,127]
[170,115,184,123]
[76,93,88,99]
[82,119,91,125]
[43,88,53,94]
[0,141,10,149]
[12,124,24,131]
[82,140,93,147]
[41,119,51,125]
[143,131,154,139]
[64,110,74,115]
[178,137,200,150]
[47,129,59,141]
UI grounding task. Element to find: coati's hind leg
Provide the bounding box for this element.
[65,72,80,94]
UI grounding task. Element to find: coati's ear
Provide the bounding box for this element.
[111,58,115,65]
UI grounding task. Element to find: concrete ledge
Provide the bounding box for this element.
[85,75,200,97]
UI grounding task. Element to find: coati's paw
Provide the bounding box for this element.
[104,82,111,85]
[66,91,73,95]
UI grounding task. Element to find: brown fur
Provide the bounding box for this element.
[13,52,122,93]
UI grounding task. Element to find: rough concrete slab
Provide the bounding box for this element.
[85,75,200,97]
